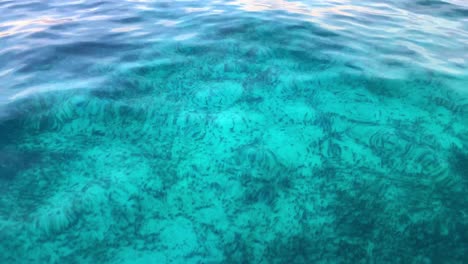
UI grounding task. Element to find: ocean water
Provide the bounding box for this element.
[0,0,467,263]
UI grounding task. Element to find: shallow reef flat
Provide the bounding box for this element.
[0,0,467,263]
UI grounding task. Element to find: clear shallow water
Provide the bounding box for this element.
[0,0,467,262]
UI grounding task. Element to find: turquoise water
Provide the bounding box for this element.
[1,0,467,262]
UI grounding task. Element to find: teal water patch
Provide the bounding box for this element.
[1,0,467,263]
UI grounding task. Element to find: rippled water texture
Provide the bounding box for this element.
[1,0,467,263]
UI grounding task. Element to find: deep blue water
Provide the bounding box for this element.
[0,0,467,263]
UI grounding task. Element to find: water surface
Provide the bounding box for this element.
[0,0,467,263]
